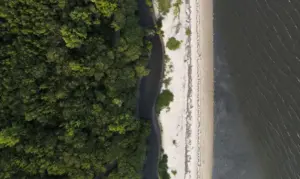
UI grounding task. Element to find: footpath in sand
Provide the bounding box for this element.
[156,0,213,178]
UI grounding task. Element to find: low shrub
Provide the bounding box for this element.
[166,37,181,50]
[156,89,174,112]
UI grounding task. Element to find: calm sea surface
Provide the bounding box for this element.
[215,0,300,178]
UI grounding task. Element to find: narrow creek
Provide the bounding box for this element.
[137,0,164,178]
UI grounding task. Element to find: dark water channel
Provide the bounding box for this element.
[138,0,164,179]
[215,0,300,178]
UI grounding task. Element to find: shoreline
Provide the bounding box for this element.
[192,0,214,178]
[157,0,214,178]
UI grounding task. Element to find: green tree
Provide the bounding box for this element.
[91,0,117,17]
[156,89,174,112]
[60,25,87,48]
[166,37,181,50]
[0,0,151,178]
[159,154,171,179]
[158,0,171,15]
[70,7,92,25]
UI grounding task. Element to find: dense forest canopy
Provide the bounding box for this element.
[0,0,151,178]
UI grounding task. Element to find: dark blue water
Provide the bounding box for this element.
[215,0,300,178]
[138,0,164,178]
[213,38,263,179]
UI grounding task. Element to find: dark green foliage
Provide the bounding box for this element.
[163,77,172,88]
[146,0,153,7]
[0,0,150,178]
[156,90,174,112]
[158,154,170,179]
[163,54,173,88]
[166,37,181,50]
[171,170,177,175]
[158,0,171,15]
[185,27,191,36]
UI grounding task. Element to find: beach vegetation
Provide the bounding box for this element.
[171,170,177,175]
[156,90,174,112]
[166,62,173,73]
[173,0,182,17]
[165,54,171,63]
[156,28,165,37]
[159,154,171,179]
[163,54,173,88]
[155,18,165,37]
[186,27,191,36]
[158,0,172,15]
[166,37,182,50]
[163,77,172,88]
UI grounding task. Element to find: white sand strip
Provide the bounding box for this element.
[156,0,213,178]
[158,1,189,178]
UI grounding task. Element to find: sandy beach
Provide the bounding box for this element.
[157,0,213,178]
[193,0,214,178]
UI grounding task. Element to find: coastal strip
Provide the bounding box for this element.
[153,0,214,177]
[191,0,214,178]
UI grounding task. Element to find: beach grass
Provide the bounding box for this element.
[173,0,182,17]
[185,27,191,36]
[158,0,171,15]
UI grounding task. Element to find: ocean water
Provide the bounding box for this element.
[213,34,263,179]
[214,0,300,178]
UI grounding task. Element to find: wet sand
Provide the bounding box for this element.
[192,0,214,178]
